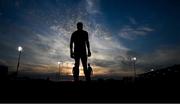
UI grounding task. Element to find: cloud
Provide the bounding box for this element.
[17,5,130,77]
[1,0,167,79]
[85,0,101,14]
[15,0,20,8]
[0,0,134,78]
[141,48,180,65]
[129,17,137,25]
[0,59,7,66]
[119,25,154,40]
[125,47,180,73]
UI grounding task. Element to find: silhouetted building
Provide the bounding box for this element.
[0,65,8,80]
[122,76,133,83]
[137,64,180,82]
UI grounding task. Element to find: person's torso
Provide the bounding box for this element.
[88,67,92,71]
[72,30,88,54]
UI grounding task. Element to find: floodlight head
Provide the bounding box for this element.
[131,57,137,61]
[58,62,61,65]
[18,46,23,52]
[151,69,154,71]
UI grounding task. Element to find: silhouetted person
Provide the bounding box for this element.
[87,63,93,81]
[70,22,91,82]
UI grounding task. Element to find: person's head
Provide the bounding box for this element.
[88,63,90,67]
[77,22,83,30]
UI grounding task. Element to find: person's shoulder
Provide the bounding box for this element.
[82,30,88,36]
[83,30,88,34]
[72,31,78,36]
[72,30,78,34]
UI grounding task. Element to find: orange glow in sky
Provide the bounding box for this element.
[58,62,109,76]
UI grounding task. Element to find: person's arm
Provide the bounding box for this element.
[86,32,91,57]
[70,34,74,58]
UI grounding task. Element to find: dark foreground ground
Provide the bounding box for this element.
[0,78,179,103]
[0,65,180,103]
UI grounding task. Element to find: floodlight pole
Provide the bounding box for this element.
[58,62,61,81]
[133,60,136,78]
[131,57,137,82]
[16,50,22,77]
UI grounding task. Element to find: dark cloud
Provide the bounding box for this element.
[118,25,154,40]
[124,47,180,72]
[0,59,7,66]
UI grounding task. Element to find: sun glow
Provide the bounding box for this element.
[58,62,109,77]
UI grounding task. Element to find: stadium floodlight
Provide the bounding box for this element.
[131,57,137,79]
[151,69,154,72]
[58,62,61,80]
[18,46,23,52]
[131,57,136,61]
[16,46,23,77]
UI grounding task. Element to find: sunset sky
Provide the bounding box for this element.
[0,0,180,80]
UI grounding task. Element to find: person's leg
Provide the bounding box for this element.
[86,71,91,82]
[81,56,89,81]
[74,57,80,81]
